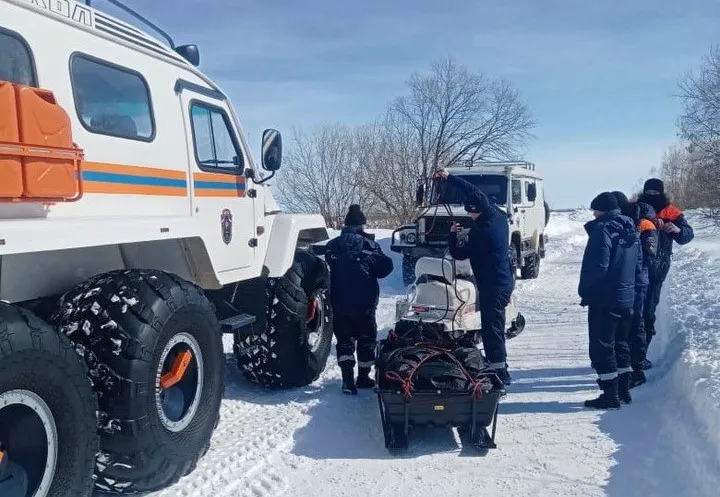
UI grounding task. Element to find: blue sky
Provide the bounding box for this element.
[115,0,720,208]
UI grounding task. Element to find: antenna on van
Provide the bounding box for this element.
[85,0,175,48]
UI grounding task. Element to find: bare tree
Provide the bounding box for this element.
[359,56,534,222]
[675,46,720,221]
[389,56,534,176]
[275,124,369,227]
[354,118,425,224]
[678,46,720,160]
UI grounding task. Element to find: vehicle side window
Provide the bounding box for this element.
[512,180,522,204]
[525,180,535,203]
[190,102,244,172]
[0,29,36,86]
[70,53,154,141]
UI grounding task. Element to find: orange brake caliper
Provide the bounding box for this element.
[306,298,320,323]
[159,350,193,390]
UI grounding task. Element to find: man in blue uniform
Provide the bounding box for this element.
[435,168,514,386]
[325,205,394,395]
[579,192,640,409]
[612,191,659,390]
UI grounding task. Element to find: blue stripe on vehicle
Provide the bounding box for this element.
[193,180,245,190]
[82,171,187,188]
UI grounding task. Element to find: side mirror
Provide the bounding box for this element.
[261,129,282,172]
[175,44,200,67]
[415,183,425,206]
[527,183,537,202]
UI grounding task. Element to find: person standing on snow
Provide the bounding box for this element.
[636,178,694,369]
[579,192,640,409]
[435,168,515,387]
[325,204,394,395]
[612,191,658,390]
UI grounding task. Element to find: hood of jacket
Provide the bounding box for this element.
[333,226,376,257]
[584,209,637,240]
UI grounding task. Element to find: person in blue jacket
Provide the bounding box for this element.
[435,168,514,386]
[579,192,640,409]
[325,204,394,395]
[613,191,658,391]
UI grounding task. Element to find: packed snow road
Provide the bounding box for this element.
[131,212,718,497]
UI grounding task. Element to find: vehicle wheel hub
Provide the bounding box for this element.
[155,332,203,433]
[0,390,58,497]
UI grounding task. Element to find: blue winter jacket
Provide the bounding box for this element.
[446,175,514,294]
[637,193,694,282]
[325,227,394,316]
[578,209,641,310]
[632,202,658,289]
[627,202,658,318]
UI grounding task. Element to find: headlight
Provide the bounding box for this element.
[406,232,417,244]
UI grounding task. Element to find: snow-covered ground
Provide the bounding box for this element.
[132,212,719,497]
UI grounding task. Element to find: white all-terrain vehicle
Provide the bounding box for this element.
[0,1,333,496]
[394,256,526,341]
[391,161,550,286]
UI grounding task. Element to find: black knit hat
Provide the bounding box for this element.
[611,191,630,214]
[643,178,664,194]
[590,192,619,212]
[344,204,367,226]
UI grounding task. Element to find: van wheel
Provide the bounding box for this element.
[238,250,334,388]
[509,245,519,284]
[521,253,541,279]
[0,303,97,497]
[49,270,224,494]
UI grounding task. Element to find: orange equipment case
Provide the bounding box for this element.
[0,80,83,202]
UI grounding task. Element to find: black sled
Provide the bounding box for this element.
[374,336,503,454]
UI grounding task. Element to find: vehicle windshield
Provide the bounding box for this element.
[430,175,508,205]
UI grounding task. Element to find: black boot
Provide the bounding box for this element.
[496,367,512,386]
[356,367,376,389]
[618,372,632,404]
[642,359,653,370]
[629,370,646,389]
[340,364,357,395]
[584,378,621,410]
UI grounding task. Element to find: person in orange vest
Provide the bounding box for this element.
[636,178,694,369]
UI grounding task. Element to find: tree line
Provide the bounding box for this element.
[656,46,720,222]
[275,56,535,228]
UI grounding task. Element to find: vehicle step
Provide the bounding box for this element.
[220,313,256,333]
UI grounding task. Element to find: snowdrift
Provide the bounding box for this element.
[651,211,720,462]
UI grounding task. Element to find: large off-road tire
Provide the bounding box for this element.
[402,255,418,286]
[521,253,541,279]
[509,245,519,284]
[49,269,224,494]
[544,201,551,226]
[0,303,98,497]
[238,250,334,388]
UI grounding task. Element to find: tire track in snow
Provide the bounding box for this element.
[142,354,312,497]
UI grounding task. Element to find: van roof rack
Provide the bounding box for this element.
[461,160,536,171]
[84,0,174,48]
[83,0,200,66]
